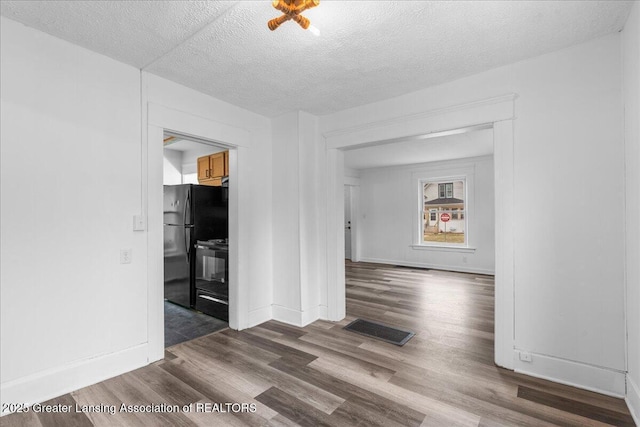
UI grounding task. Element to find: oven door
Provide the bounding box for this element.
[195,289,229,322]
[194,244,228,321]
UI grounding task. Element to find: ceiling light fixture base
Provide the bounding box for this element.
[268,0,319,32]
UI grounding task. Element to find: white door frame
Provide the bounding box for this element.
[145,103,251,363]
[344,183,360,262]
[322,95,517,369]
[344,185,352,261]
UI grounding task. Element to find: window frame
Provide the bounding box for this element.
[412,166,475,252]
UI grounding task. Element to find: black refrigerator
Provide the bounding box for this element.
[163,184,227,308]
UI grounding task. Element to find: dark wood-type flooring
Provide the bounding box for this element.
[2,261,635,426]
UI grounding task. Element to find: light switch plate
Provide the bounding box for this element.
[133,215,145,231]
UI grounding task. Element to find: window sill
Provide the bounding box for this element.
[410,244,476,253]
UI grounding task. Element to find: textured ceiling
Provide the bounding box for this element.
[1,1,634,117]
[344,128,493,170]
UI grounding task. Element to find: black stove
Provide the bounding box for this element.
[194,239,229,321]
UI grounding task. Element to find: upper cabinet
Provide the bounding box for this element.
[197,155,212,182]
[210,152,226,178]
[197,151,229,186]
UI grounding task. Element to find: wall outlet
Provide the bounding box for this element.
[519,351,533,363]
[133,215,145,231]
[120,249,132,264]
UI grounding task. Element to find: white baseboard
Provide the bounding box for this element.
[359,257,495,275]
[272,305,320,327]
[318,305,328,320]
[249,305,319,329]
[301,306,319,326]
[247,305,272,329]
[513,350,626,397]
[627,374,640,426]
[1,343,148,416]
[272,305,303,326]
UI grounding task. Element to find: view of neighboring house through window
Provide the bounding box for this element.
[422,180,466,244]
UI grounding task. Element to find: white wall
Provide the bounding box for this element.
[345,167,360,178]
[1,17,148,406]
[272,112,302,319]
[357,156,494,274]
[271,111,327,325]
[299,111,327,323]
[320,34,627,395]
[163,149,183,184]
[623,1,640,422]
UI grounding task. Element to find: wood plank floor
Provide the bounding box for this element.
[2,261,635,426]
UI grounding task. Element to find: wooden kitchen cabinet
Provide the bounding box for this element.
[197,151,228,186]
[197,156,211,181]
[210,152,225,178]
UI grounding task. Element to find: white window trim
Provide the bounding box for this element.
[420,176,468,247]
[412,164,476,252]
[410,244,476,253]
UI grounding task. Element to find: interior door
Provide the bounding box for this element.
[344,186,352,260]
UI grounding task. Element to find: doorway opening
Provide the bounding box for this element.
[336,123,514,368]
[325,96,515,367]
[162,132,231,347]
[341,125,494,273]
[344,185,354,261]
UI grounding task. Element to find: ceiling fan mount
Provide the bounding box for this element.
[268,0,320,32]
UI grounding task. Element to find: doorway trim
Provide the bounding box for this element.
[145,103,250,363]
[344,184,360,262]
[322,94,517,369]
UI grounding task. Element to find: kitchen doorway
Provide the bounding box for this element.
[162,133,231,347]
[146,103,251,365]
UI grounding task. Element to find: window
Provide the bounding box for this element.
[422,179,466,245]
[438,183,453,199]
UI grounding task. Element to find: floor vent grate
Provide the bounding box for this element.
[343,318,415,346]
